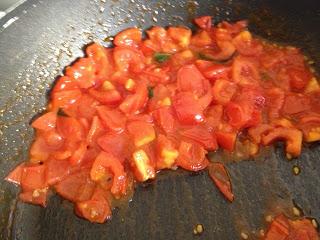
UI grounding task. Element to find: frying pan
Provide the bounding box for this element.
[0,0,319,239]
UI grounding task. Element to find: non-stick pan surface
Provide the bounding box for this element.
[0,0,319,239]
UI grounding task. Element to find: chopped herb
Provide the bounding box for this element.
[260,72,271,81]
[57,108,69,117]
[198,52,214,61]
[148,86,154,98]
[154,52,170,63]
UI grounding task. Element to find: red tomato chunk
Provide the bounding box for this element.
[6,16,320,224]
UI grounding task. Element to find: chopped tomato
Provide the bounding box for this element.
[180,125,217,150]
[31,112,57,131]
[52,76,79,93]
[232,56,260,85]
[212,79,237,105]
[56,116,85,141]
[225,102,251,129]
[200,41,235,61]
[177,64,205,96]
[282,94,311,115]
[113,46,145,73]
[156,134,179,170]
[265,88,285,120]
[20,164,47,192]
[119,82,148,115]
[51,89,82,110]
[194,16,212,29]
[127,121,156,147]
[97,106,126,132]
[114,28,142,48]
[196,60,231,80]
[176,141,209,171]
[5,163,25,185]
[215,131,237,152]
[8,17,320,223]
[248,124,273,144]
[90,151,127,197]
[86,116,104,145]
[152,106,176,133]
[97,132,129,160]
[262,127,303,157]
[132,149,156,182]
[46,158,73,185]
[76,187,112,223]
[208,162,234,202]
[88,88,122,105]
[86,43,113,81]
[173,92,204,125]
[288,67,312,91]
[55,169,96,202]
[65,58,96,89]
[264,214,319,240]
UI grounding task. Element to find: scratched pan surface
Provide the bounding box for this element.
[0,0,319,239]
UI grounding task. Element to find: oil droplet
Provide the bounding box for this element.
[193,224,204,235]
[240,232,249,239]
[292,165,300,175]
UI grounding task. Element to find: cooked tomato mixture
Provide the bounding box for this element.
[264,214,318,240]
[6,16,320,225]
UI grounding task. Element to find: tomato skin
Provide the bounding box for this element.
[176,141,209,171]
[215,131,237,152]
[264,215,290,240]
[97,106,126,132]
[90,151,127,197]
[200,41,236,61]
[173,92,204,125]
[152,107,176,133]
[114,28,142,48]
[177,64,205,96]
[212,79,237,105]
[194,16,212,29]
[69,141,87,165]
[180,126,218,150]
[208,162,234,202]
[31,111,57,131]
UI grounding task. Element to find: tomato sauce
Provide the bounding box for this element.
[5,16,320,226]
